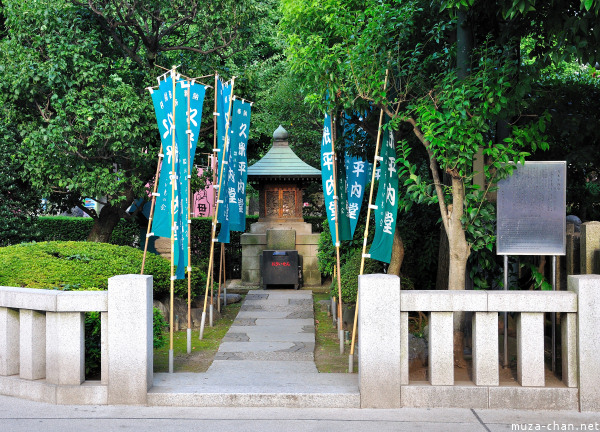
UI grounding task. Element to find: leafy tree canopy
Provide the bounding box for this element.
[0,0,283,242]
[0,0,157,240]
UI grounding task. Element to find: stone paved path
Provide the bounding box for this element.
[149,289,359,408]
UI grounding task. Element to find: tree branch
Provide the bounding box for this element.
[405,116,450,231]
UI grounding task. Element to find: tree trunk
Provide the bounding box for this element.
[388,224,404,276]
[447,176,471,368]
[87,205,121,242]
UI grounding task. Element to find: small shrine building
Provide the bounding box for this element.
[241,126,322,286]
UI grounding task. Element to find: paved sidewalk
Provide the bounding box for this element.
[148,289,359,407]
[2,394,600,432]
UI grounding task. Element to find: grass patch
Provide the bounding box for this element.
[313,292,351,373]
[153,299,242,373]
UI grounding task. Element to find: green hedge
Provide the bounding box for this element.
[330,248,384,304]
[32,215,324,280]
[35,216,142,246]
[0,241,205,299]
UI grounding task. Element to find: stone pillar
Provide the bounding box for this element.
[580,221,600,274]
[472,312,499,386]
[358,274,401,408]
[566,223,580,276]
[428,312,454,385]
[296,233,322,286]
[46,312,84,385]
[101,311,108,385]
[241,233,267,284]
[107,275,153,405]
[561,312,578,388]
[19,309,46,380]
[0,307,19,376]
[569,275,600,411]
[516,312,545,387]
[400,311,409,385]
[266,229,295,250]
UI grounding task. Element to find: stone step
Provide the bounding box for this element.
[207,360,318,374]
[146,391,360,408]
[148,372,360,408]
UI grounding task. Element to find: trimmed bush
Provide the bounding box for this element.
[0,241,206,299]
[35,216,142,246]
[330,248,384,304]
[28,215,323,280]
[85,306,166,377]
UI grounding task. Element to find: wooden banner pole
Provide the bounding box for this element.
[349,69,389,372]
[217,243,224,313]
[140,148,163,275]
[204,74,219,329]
[329,110,345,354]
[200,77,236,340]
[186,77,193,354]
[168,65,177,373]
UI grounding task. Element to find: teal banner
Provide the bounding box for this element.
[342,113,369,237]
[336,151,352,241]
[149,72,209,279]
[217,78,233,227]
[321,113,338,244]
[227,99,252,232]
[151,75,176,239]
[369,124,398,264]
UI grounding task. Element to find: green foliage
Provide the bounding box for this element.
[34,217,141,246]
[330,248,384,304]
[527,75,600,221]
[153,307,168,349]
[0,0,160,242]
[0,241,206,299]
[396,200,441,290]
[0,139,42,247]
[83,307,167,378]
[317,212,372,278]
[442,0,600,64]
[282,0,562,291]
[84,311,101,377]
[22,215,319,280]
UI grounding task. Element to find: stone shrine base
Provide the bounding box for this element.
[241,224,321,287]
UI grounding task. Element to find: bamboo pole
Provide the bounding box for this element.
[140,145,163,275]
[154,64,213,82]
[328,111,344,353]
[205,75,219,329]
[185,77,193,354]
[217,243,224,313]
[349,70,389,372]
[168,65,177,374]
[200,77,236,340]
[223,245,227,307]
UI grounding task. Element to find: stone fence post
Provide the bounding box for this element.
[580,222,600,274]
[568,275,600,411]
[107,275,153,405]
[358,274,401,408]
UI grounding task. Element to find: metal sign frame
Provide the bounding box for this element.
[496,160,566,373]
[497,161,567,256]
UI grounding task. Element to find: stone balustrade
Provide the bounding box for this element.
[359,274,600,411]
[0,275,153,405]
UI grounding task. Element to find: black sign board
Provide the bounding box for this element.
[261,250,299,289]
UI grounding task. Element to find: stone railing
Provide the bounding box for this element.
[0,275,153,405]
[359,274,600,412]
